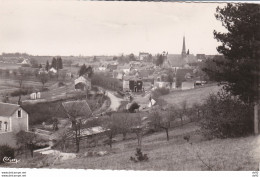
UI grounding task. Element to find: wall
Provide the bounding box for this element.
[0,132,17,148]
[0,116,11,132]
[10,108,28,133]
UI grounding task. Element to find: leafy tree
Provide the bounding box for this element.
[155,54,165,66]
[51,57,57,69]
[45,61,50,71]
[57,57,63,69]
[38,72,49,89]
[205,4,260,134]
[78,64,87,76]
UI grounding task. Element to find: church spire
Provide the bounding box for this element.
[181,36,186,58]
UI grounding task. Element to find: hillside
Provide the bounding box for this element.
[160,84,222,107]
[10,122,260,171]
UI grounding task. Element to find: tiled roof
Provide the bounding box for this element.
[0,102,21,117]
[62,100,92,118]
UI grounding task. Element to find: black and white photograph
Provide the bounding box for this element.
[0,0,259,174]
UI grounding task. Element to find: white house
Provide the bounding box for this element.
[49,67,57,74]
[0,102,29,147]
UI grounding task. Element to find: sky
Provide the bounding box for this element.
[0,1,228,56]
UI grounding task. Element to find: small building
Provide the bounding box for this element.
[21,59,31,66]
[30,91,41,100]
[123,76,143,92]
[74,75,91,91]
[49,67,57,74]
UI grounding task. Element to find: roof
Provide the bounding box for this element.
[176,68,194,81]
[167,54,197,67]
[138,70,151,78]
[62,100,92,118]
[0,102,22,117]
[196,54,206,60]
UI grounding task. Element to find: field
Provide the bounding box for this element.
[160,84,222,107]
[9,122,260,170]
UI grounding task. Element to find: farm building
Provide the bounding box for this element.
[74,75,91,91]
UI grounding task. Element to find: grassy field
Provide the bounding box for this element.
[160,84,222,107]
[9,122,260,171]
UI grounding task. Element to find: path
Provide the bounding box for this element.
[106,91,123,111]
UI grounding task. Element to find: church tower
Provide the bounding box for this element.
[181,36,186,58]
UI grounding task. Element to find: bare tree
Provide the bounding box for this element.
[17,68,27,104]
[177,100,188,126]
[149,106,177,141]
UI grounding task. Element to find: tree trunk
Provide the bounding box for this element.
[76,139,80,153]
[109,135,112,148]
[165,128,169,141]
[254,103,259,135]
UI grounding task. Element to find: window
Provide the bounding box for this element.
[4,122,7,132]
[18,109,21,118]
[0,121,2,130]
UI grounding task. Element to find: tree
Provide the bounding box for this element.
[57,57,63,70]
[51,57,57,69]
[85,66,93,78]
[78,64,87,76]
[149,106,177,141]
[205,4,260,134]
[155,54,165,66]
[102,112,121,148]
[17,68,28,105]
[16,131,45,158]
[45,61,50,71]
[38,72,49,89]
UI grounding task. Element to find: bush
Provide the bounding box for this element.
[130,148,148,162]
[128,102,140,113]
[0,145,15,164]
[200,91,253,139]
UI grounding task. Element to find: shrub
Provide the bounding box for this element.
[0,145,15,164]
[128,102,140,113]
[200,91,253,139]
[130,148,148,162]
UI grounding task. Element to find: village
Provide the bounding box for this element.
[0,2,259,172]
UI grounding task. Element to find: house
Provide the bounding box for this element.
[74,75,91,91]
[49,67,57,74]
[139,52,150,61]
[123,76,143,92]
[21,58,31,66]
[153,72,173,89]
[175,68,194,89]
[196,54,207,62]
[0,102,29,147]
[117,64,132,74]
